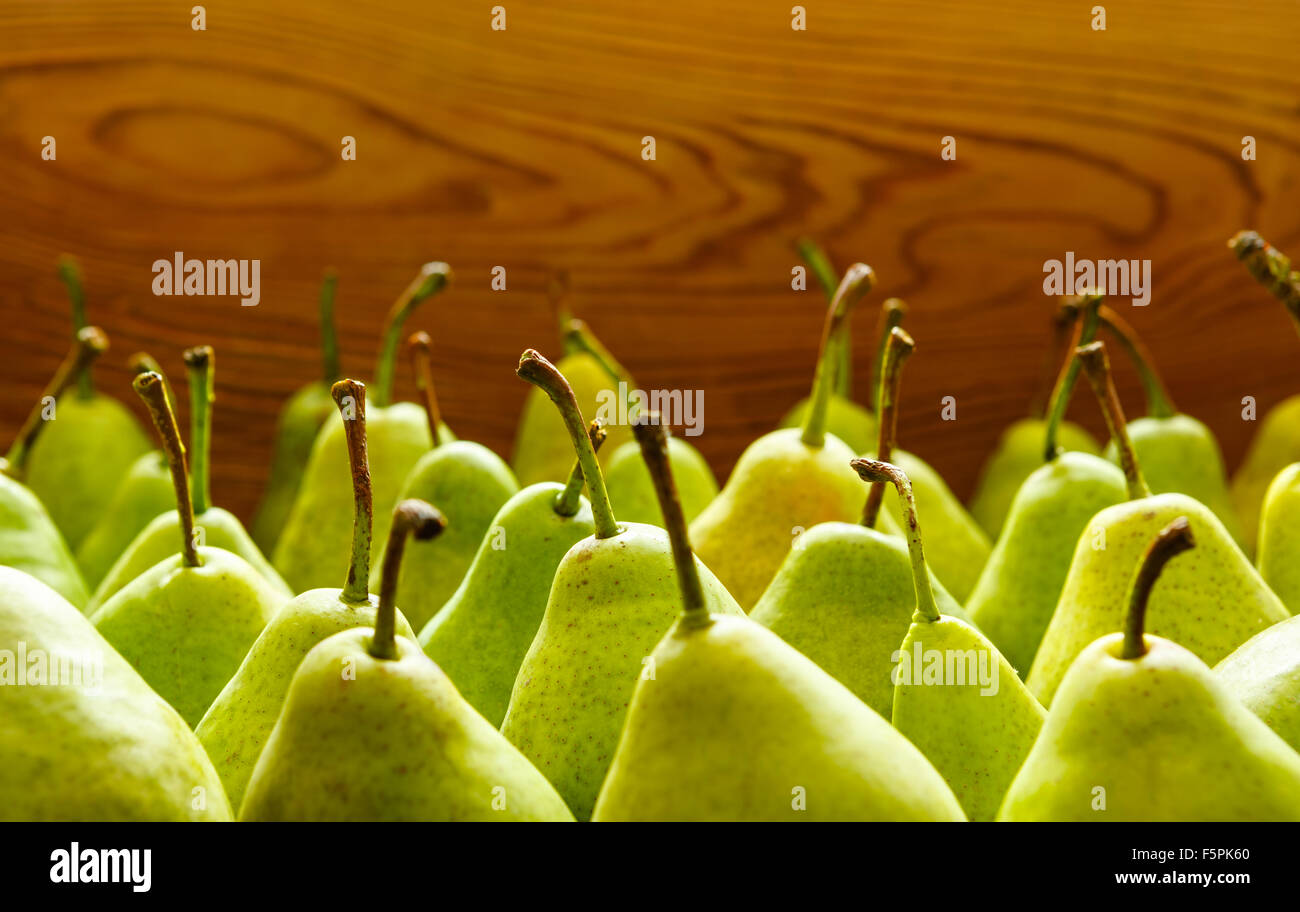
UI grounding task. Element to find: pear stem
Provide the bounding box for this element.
[548,271,576,353]
[1121,517,1194,659]
[407,331,451,447]
[4,327,108,475]
[1029,304,1079,419]
[563,319,634,387]
[555,419,607,516]
[852,458,941,623]
[871,299,908,416]
[319,270,341,385]
[183,346,214,516]
[56,255,94,400]
[372,262,452,408]
[863,327,915,528]
[334,379,373,604]
[372,499,446,660]
[1077,341,1152,501]
[517,349,621,539]
[1229,231,1300,337]
[800,263,876,448]
[1099,306,1177,419]
[134,371,200,568]
[796,238,850,397]
[1043,292,1104,461]
[129,352,180,441]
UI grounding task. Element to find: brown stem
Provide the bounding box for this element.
[372,262,452,408]
[555,418,607,516]
[1029,303,1079,419]
[407,331,450,446]
[852,458,940,623]
[1099,305,1177,419]
[1043,292,1103,461]
[128,352,177,416]
[372,499,446,660]
[4,326,107,475]
[863,327,915,528]
[1229,231,1300,336]
[333,379,373,603]
[1076,341,1151,501]
[871,298,908,415]
[801,263,876,447]
[1121,517,1194,659]
[133,371,201,568]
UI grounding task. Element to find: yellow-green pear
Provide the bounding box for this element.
[1256,462,1300,612]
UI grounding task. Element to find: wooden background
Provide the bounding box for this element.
[2,0,1299,520]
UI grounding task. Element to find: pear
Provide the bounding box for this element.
[592,429,964,822]
[274,263,453,593]
[850,459,1046,822]
[87,347,289,612]
[0,566,231,821]
[602,434,718,526]
[0,327,107,608]
[690,263,876,610]
[251,271,342,553]
[1026,342,1289,705]
[420,420,604,726]
[24,257,152,549]
[1216,615,1300,753]
[1257,463,1300,611]
[197,379,419,809]
[1002,518,1300,821]
[500,351,745,820]
[374,332,518,630]
[1227,231,1300,552]
[240,498,573,822]
[89,371,285,726]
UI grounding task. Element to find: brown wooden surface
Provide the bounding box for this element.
[2,1,1299,521]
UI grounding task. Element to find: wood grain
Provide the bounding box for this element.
[1,0,1298,521]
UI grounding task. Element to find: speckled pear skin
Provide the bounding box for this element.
[966,452,1128,674]
[25,395,152,550]
[0,567,231,821]
[75,450,174,589]
[0,474,88,608]
[778,395,876,453]
[251,380,335,554]
[592,614,965,821]
[274,405,437,593]
[750,522,968,717]
[195,589,415,810]
[1001,634,1300,821]
[1232,394,1300,554]
[89,506,289,613]
[892,616,1046,821]
[1215,615,1300,753]
[90,546,284,726]
[500,523,745,820]
[240,632,574,821]
[602,435,718,526]
[1256,463,1300,613]
[1027,494,1290,706]
[420,483,595,727]
[1106,414,1247,551]
[512,352,630,487]
[883,450,990,604]
[689,428,864,611]
[968,418,1100,538]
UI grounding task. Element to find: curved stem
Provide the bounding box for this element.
[1043,292,1103,461]
[407,331,450,446]
[871,298,907,416]
[863,327,915,528]
[1029,303,1079,419]
[852,458,940,623]
[554,418,607,516]
[1077,341,1152,501]
[517,349,620,539]
[4,327,107,475]
[131,353,179,424]
[319,270,341,385]
[372,499,445,660]
[1229,231,1300,336]
[133,371,200,568]
[796,239,850,397]
[333,379,373,603]
[183,346,214,515]
[56,255,94,400]
[801,262,876,448]
[563,318,634,386]
[548,271,577,353]
[1121,517,1194,659]
[1099,306,1177,418]
[372,262,452,408]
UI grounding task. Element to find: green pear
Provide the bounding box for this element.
[372,332,518,630]
[691,264,877,609]
[1002,518,1300,821]
[1027,342,1289,705]
[198,380,418,809]
[0,566,231,821]
[419,420,604,727]
[1216,615,1300,753]
[89,371,284,726]
[500,352,745,820]
[87,347,288,612]
[240,498,573,821]
[251,272,342,553]
[274,263,452,593]
[592,431,964,822]
[24,257,152,549]
[602,434,718,526]
[1256,463,1300,612]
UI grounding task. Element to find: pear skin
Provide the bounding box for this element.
[75,450,174,589]
[1232,395,1300,553]
[0,474,88,609]
[1215,615,1300,754]
[777,395,876,453]
[251,380,335,553]
[1256,462,1300,612]
[602,435,718,527]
